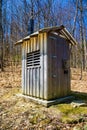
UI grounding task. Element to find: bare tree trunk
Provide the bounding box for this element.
[37,0,40,29]
[83,41,87,70]
[83,27,87,70]
[71,0,79,68]
[79,0,84,79]
[28,0,34,35]
[72,0,79,36]
[0,0,4,71]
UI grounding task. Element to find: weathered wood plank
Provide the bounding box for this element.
[22,43,25,94]
[23,41,26,94]
[27,68,29,95]
[29,39,32,96]
[40,33,44,99]
[33,37,36,51]
[21,29,71,101]
[36,67,39,97]
[56,38,61,98]
[43,33,48,99]
[47,35,57,99]
[32,68,35,97]
[26,41,28,95]
[31,38,33,96]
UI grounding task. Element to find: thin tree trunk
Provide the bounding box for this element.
[72,0,79,36]
[79,0,84,79]
[72,0,79,68]
[0,0,4,71]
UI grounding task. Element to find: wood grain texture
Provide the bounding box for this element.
[22,31,70,100]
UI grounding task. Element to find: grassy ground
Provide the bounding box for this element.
[0,67,87,130]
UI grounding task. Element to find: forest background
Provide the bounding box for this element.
[0,0,87,78]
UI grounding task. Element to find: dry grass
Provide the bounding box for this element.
[71,68,87,93]
[0,66,87,130]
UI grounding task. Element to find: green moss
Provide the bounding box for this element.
[84,124,87,130]
[54,104,87,123]
[58,104,87,114]
[73,126,82,130]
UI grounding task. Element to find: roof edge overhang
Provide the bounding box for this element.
[39,25,64,33]
[15,25,78,46]
[15,31,38,46]
[15,39,23,45]
[59,27,77,45]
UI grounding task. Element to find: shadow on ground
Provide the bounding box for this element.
[71,91,87,101]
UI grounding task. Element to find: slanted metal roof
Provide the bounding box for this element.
[15,25,78,45]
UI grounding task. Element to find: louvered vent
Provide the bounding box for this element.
[27,50,40,68]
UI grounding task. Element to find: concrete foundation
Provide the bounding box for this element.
[16,94,74,107]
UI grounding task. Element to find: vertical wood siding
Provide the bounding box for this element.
[22,31,70,100]
[24,41,27,94]
[40,33,44,98]
[22,33,48,99]
[43,33,48,99]
[22,43,25,94]
[47,33,70,100]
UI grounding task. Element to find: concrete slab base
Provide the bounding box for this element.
[16,94,74,107]
[71,100,87,108]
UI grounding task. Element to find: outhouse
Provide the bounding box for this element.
[15,25,77,106]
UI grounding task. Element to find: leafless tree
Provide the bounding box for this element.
[0,0,4,71]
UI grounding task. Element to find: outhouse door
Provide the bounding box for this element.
[49,35,58,98]
[48,33,70,99]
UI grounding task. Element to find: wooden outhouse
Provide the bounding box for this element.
[15,25,77,106]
